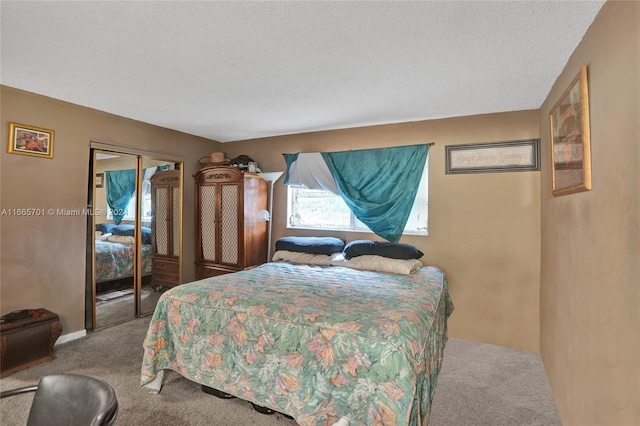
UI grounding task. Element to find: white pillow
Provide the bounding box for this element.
[272,250,342,266]
[107,235,135,244]
[331,255,423,275]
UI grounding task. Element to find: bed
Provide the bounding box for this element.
[140,243,453,426]
[94,224,153,292]
[95,239,152,284]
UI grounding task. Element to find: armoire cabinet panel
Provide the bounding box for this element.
[195,166,268,279]
[151,170,181,288]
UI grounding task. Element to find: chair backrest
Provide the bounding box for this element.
[26,374,118,426]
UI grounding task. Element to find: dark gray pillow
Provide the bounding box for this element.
[111,224,135,236]
[140,227,152,244]
[343,240,424,260]
[104,224,152,244]
[275,236,345,255]
[95,223,117,234]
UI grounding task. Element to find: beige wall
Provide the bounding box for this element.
[1,76,543,354]
[539,1,640,425]
[223,110,542,351]
[0,86,221,334]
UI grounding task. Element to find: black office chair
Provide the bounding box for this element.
[0,374,118,426]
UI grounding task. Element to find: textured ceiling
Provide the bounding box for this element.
[1,1,605,143]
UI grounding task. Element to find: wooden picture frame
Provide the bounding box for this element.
[7,122,55,159]
[445,139,540,174]
[549,66,591,196]
[95,173,104,188]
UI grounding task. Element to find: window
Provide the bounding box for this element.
[287,163,428,235]
[106,192,152,222]
[106,167,160,223]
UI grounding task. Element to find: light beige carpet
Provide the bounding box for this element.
[0,317,560,425]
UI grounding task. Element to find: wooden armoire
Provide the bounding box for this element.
[195,166,268,279]
[150,169,181,288]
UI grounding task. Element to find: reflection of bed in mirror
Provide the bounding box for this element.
[94,224,152,293]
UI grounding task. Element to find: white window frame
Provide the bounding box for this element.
[286,163,428,236]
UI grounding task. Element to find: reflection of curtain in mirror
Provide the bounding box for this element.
[141,167,158,224]
[105,169,136,224]
[142,167,157,195]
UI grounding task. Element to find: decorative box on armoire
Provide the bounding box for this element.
[151,169,181,288]
[0,308,63,378]
[195,166,268,279]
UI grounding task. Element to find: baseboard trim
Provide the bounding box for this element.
[55,329,87,345]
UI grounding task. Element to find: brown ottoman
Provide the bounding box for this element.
[0,308,63,378]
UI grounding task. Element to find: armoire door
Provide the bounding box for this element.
[219,182,240,266]
[199,183,218,264]
[198,181,242,267]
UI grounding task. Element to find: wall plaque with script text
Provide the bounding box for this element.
[445,139,540,174]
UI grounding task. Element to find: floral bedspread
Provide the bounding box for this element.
[95,240,152,282]
[141,262,453,426]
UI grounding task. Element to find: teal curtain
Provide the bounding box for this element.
[282,153,299,185]
[321,144,429,242]
[105,169,136,225]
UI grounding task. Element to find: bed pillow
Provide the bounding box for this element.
[332,255,423,275]
[111,224,135,236]
[95,223,117,234]
[107,235,135,244]
[275,236,345,255]
[272,250,343,266]
[343,240,423,260]
[109,224,152,244]
[140,227,152,244]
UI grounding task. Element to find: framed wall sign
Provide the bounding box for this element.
[445,139,540,174]
[95,173,104,188]
[7,122,55,159]
[549,66,591,196]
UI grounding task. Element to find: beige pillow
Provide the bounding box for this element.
[272,250,342,266]
[332,255,423,275]
[107,235,135,244]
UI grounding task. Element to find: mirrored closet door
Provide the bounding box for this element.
[89,149,183,330]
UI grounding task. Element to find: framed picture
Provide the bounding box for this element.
[445,139,540,174]
[7,122,55,159]
[95,173,104,188]
[549,66,591,196]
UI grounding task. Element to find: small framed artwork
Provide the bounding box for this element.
[549,66,591,196]
[7,122,55,159]
[445,139,540,174]
[95,173,104,188]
